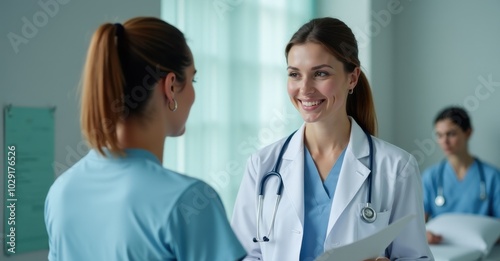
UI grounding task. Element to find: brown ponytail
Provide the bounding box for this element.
[285,17,377,136]
[81,24,124,156]
[346,71,377,135]
[80,17,192,156]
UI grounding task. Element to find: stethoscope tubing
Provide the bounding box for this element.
[435,158,487,207]
[253,129,376,243]
[253,131,295,243]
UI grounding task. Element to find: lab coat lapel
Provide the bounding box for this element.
[325,120,371,238]
[280,124,306,227]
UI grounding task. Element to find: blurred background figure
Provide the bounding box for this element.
[422,106,500,244]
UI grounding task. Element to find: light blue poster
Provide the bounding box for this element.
[3,106,55,255]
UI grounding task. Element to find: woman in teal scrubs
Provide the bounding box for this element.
[44,17,246,261]
[423,106,500,244]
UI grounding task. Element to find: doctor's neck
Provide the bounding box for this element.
[304,115,351,154]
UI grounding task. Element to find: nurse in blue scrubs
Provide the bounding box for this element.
[44,17,246,261]
[422,106,500,244]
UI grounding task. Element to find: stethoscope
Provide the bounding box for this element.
[434,158,487,207]
[253,129,376,243]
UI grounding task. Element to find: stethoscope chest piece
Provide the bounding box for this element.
[253,129,378,242]
[434,195,445,207]
[361,203,377,223]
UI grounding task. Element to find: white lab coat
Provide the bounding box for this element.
[231,119,434,261]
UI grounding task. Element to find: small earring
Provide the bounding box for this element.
[349,89,354,95]
[168,99,178,112]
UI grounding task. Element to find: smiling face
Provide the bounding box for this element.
[286,42,359,124]
[435,118,471,156]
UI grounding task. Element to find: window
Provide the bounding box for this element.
[162,0,312,215]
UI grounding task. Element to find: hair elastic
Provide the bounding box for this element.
[114,23,124,38]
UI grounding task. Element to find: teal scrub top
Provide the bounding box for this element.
[44,149,246,261]
[422,159,500,219]
[300,147,346,261]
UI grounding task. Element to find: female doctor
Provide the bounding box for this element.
[231,17,433,261]
[422,106,500,244]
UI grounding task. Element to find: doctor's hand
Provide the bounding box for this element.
[426,230,442,244]
[363,257,390,261]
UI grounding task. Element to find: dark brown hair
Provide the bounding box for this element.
[434,106,472,132]
[285,17,377,135]
[80,17,192,155]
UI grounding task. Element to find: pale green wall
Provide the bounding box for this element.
[393,0,500,170]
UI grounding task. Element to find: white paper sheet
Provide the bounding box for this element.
[429,245,482,261]
[315,214,415,261]
[426,213,500,256]
[426,214,500,261]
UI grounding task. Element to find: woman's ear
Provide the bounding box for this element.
[465,128,473,139]
[162,72,176,101]
[349,67,361,88]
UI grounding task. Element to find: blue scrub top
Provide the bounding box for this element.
[422,159,500,219]
[44,149,246,261]
[300,147,346,261]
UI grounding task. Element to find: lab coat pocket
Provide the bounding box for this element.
[356,204,391,240]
